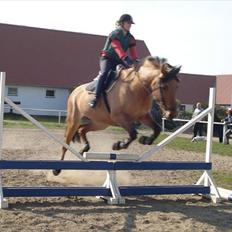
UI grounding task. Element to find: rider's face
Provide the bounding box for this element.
[122,22,132,31]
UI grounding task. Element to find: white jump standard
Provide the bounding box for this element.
[0,71,231,208]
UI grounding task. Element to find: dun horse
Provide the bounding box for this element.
[53,56,180,175]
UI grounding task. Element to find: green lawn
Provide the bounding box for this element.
[213,170,232,190]
[154,133,232,157]
[4,113,66,129]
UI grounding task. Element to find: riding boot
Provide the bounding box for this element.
[89,73,106,108]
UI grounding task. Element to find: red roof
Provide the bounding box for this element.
[177,73,216,105]
[0,23,150,88]
[216,75,232,105]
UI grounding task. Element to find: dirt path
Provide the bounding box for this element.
[0,129,232,232]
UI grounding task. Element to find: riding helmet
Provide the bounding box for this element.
[118,14,135,24]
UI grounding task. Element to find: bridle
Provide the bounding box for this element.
[136,74,177,113]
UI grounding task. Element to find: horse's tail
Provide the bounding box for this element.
[65,93,81,143]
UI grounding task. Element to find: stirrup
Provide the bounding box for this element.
[89,98,98,108]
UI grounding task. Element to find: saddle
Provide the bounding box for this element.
[86,65,123,93]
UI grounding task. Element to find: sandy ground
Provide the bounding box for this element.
[0,128,232,232]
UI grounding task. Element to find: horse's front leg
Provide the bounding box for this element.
[138,113,161,145]
[112,125,137,150]
[112,114,137,150]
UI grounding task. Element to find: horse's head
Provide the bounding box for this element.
[156,64,180,119]
[137,56,180,120]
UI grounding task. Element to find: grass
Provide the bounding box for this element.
[4,113,66,129]
[154,133,232,157]
[190,170,232,190]
[213,170,232,190]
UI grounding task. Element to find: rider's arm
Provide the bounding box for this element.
[111,39,127,59]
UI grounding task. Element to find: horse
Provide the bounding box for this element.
[53,56,180,175]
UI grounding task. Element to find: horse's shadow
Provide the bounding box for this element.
[6,196,232,231]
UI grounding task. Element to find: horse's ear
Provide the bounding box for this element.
[174,65,181,74]
[170,66,181,76]
[167,66,181,77]
[162,65,181,80]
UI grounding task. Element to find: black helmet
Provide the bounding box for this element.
[118,14,135,24]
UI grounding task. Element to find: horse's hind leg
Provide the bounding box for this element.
[78,125,91,155]
[78,123,107,154]
[53,122,79,176]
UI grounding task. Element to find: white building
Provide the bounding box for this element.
[5,85,69,116]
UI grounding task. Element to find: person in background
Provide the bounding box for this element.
[222,108,232,144]
[191,102,204,141]
[214,112,223,143]
[89,14,139,108]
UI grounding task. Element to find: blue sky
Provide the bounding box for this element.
[0,0,232,75]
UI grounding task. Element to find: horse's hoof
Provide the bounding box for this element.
[112,141,120,150]
[146,139,153,145]
[53,169,61,176]
[139,136,147,144]
[119,141,128,149]
[79,143,90,155]
[139,136,153,145]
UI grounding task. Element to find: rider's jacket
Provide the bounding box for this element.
[100,27,137,61]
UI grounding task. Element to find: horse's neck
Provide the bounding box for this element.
[117,70,153,109]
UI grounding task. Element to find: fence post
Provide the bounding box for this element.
[162,118,165,132]
[0,72,8,208]
[204,88,215,187]
[58,111,61,124]
[222,122,227,144]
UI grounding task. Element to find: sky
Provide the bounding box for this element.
[0,0,232,75]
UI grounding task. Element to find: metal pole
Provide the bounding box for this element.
[162,118,165,132]
[204,88,215,188]
[58,111,61,124]
[205,88,215,163]
[0,72,8,208]
[222,122,226,144]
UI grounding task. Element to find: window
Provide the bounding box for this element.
[46,89,55,98]
[8,87,18,96]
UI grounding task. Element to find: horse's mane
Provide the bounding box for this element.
[121,56,176,81]
[135,56,172,73]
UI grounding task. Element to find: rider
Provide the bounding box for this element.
[89,14,139,108]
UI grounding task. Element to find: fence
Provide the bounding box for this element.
[162,118,231,143]
[4,106,66,124]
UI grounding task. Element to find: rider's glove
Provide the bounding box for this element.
[122,56,133,68]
